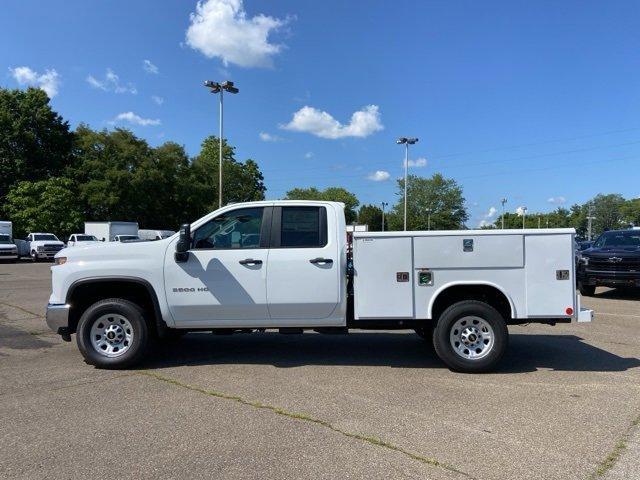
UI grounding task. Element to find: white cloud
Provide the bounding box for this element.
[406,157,427,168]
[304,151,313,159]
[547,196,566,205]
[9,66,60,98]
[477,206,497,228]
[258,131,282,142]
[86,69,137,94]
[516,206,528,216]
[185,0,290,68]
[143,59,159,74]
[110,112,161,126]
[367,170,390,182]
[151,95,164,105]
[281,105,383,139]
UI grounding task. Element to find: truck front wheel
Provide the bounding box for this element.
[76,298,149,369]
[433,300,508,373]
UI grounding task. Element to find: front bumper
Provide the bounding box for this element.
[578,270,640,288]
[46,303,71,334]
[0,251,18,260]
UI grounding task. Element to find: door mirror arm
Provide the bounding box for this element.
[175,223,191,262]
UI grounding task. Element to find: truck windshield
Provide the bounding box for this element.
[34,234,58,241]
[593,231,640,248]
[76,235,97,241]
[0,234,11,244]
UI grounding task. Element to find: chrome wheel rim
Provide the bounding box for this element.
[90,314,133,357]
[449,316,494,360]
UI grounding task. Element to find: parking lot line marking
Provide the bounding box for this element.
[140,371,474,479]
[0,301,43,319]
[589,413,640,479]
[596,312,640,319]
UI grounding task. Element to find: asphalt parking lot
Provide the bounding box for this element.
[1,261,639,480]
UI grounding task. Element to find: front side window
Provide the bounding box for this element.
[193,207,264,250]
[281,207,325,248]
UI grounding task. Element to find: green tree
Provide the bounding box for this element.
[191,136,266,213]
[387,173,468,230]
[0,88,73,206]
[621,198,640,227]
[285,186,359,223]
[358,204,383,230]
[4,177,83,239]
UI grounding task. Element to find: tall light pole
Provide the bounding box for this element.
[521,206,528,229]
[587,203,596,241]
[538,214,541,229]
[397,137,419,231]
[426,208,432,230]
[501,197,507,229]
[204,80,239,209]
[381,202,388,231]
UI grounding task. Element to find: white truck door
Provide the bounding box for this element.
[266,205,341,322]
[164,206,270,326]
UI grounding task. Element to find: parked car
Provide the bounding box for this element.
[114,234,142,242]
[67,234,99,247]
[577,240,592,251]
[22,233,64,261]
[0,221,18,262]
[138,229,176,241]
[85,221,139,242]
[577,229,640,295]
[46,201,592,372]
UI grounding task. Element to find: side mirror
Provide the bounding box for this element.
[175,223,191,262]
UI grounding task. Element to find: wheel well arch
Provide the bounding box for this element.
[66,277,164,334]
[429,282,515,322]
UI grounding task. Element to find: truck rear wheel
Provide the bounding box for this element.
[433,300,508,373]
[76,298,149,369]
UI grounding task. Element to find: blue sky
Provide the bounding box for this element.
[2,0,639,226]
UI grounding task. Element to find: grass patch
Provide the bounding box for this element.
[140,371,469,477]
[590,413,640,478]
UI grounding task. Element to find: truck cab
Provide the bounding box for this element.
[46,201,592,373]
[67,234,99,248]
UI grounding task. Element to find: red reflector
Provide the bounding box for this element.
[565,307,574,315]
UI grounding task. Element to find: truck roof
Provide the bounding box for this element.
[354,228,576,238]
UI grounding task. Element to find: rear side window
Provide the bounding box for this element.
[280,207,327,248]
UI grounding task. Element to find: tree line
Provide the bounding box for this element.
[0,87,265,238]
[1,86,636,240]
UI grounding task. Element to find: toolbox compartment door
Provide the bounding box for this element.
[353,236,414,319]
[413,235,524,269]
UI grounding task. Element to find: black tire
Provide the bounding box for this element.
[76,298,149,369]
[30,250,38,262]
[433,300,508,373]
[579,283,596,296]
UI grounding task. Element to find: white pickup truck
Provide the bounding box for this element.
[21,232,65,261]
[46,201,593,372]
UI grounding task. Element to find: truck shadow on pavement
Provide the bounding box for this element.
[142,332,640,374]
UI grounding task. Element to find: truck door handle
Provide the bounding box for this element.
[239,258,262,265]
[309,257,333,264]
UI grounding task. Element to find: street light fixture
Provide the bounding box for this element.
[204,80,239,208]
[426,207,432,230]
[381,202,388,231]
[397,137,419,231]
[500,197,507,229]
